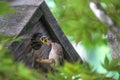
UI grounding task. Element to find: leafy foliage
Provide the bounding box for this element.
[0,36,45,80]
[50,0,108,48]
[46,0,120,79]
[103,56,120,73]
[47,61,116,80]
[0,1,14,16]
[0,1,44,80]
[47,0,120,48]
[101,0,120,25]
[0,44,119,80]
[0,0,120,80]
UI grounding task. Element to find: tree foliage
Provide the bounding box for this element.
[0,1,14,16]
[0,35,45,80]
[50,0,108,48]
[46,0,120,79]
[0,0,120,80]
[100,0,120,25]
[0,1,44,80]
[47,61,119,80]
[48,0,120,48]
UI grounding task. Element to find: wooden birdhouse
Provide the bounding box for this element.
[0,0,82,72]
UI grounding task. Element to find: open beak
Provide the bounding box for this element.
[39,37,51,46]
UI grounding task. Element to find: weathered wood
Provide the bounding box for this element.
[13,1,82,62]
[0,0,44,36]
[17,6,43,36]
[11,21,52,71]
[10,0,44,6]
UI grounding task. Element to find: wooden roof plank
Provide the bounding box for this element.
[17,5,43,36]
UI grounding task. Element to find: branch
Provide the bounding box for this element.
[89,1,120,41]
[35,58,55,64]
[89,1,120,32]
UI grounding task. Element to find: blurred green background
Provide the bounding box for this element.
[46,0,111,73]
[0,0,120,80]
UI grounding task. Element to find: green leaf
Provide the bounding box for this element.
[0,1,14,16]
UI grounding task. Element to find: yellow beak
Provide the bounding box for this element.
[40,37,51,46]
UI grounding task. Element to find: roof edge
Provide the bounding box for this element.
[9,0,44,6]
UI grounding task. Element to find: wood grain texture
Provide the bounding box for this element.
[11,21,52,71]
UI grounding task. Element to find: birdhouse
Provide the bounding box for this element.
[1,0,82,72]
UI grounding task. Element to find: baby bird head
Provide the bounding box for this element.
[40,35,51,46]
